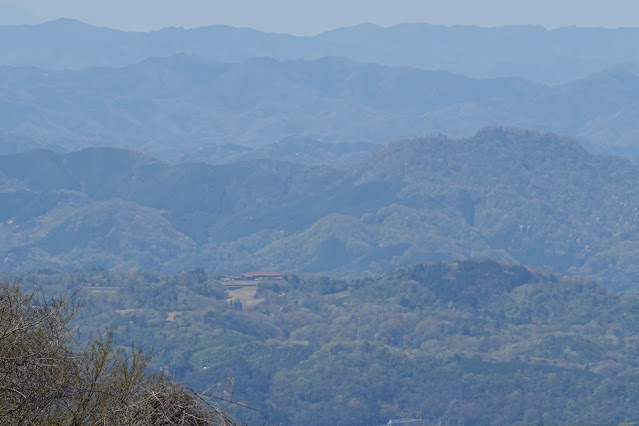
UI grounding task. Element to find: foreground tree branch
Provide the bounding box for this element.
[0,282,240,425]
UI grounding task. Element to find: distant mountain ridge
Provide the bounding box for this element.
[3,19,639,83]
[3,55,639,161]
[3,128,639,291]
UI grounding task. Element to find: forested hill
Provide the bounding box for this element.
[4,19,639,83]
[14,260,639,424]
[4,55,639,160]
[2,128,639,290]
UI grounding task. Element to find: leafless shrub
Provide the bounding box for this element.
[109,381,238,426]
[0,281,241,425]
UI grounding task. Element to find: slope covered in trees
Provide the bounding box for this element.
[2,128,639,290]
[12,261,639,424]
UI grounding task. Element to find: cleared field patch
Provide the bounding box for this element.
[227,286,262,308]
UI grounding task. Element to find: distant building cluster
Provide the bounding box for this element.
[230,272,284,281]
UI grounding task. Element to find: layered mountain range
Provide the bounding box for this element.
[2,128,639,290]
[3,19,639,83]
[3,55,639,161]
[5,17,639,425]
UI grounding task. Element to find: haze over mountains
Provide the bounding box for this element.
[3,54,639,161]
[3,19,639,84]
[3,20,639,289]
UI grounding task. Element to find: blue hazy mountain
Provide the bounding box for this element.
[2,19,639,83]
[2,55,639,161]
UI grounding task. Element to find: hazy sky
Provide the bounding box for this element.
[5,0,639,34]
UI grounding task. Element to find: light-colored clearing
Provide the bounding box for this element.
[227,286,262,308]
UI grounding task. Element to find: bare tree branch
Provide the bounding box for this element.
[0,282,242,425]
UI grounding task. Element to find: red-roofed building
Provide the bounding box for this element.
[232,272,284,281]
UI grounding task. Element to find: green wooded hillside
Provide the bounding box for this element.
[13,260,639,424]
[2,128,639,290]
